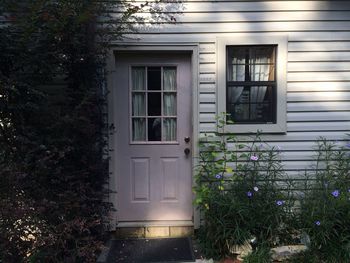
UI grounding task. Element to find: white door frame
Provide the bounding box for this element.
[106,45,200,230]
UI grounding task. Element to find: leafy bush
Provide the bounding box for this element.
[294,138,350,262]
[194,115,295,260]
[0,1,181,261]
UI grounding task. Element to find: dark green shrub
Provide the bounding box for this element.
[0,1,180,262]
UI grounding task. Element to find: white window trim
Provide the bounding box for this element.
[217,35,287,133]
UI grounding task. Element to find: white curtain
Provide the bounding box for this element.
[163,68,176,91]
[132,118,146,141]
[163,68,177,140]
[163,94,176,116]
[228,56,245,104]
[132,94,145,116]
[163,118,176,141]
[132,67,145,91]
[132,67,146,141]
[249,56,269,119]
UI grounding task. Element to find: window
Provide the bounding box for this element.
[217,36,287,133]
[131,66,177,142]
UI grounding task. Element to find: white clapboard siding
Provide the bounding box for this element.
[113,1,350,12]
[288,82,350,92]
[288,112,350,122]
[200,112,350,123]
[288,72,350,82]
[289,42,350,52]
[287,92,350,102]
[289,52,350,62]
[121,32,350,42]
[131,21,350,34]
[110,0,350,176]
[200,121,350,133]
[288,62,350,72]
[287,121,350,132]
[288,101,350,112]
[110,11,350,23]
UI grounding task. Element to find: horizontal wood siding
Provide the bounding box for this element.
[111,0,350,176]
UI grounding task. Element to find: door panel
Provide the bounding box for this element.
[115,53,192,222]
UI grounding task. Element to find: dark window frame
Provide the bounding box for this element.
[226,45,278,124]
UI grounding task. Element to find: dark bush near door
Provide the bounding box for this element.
[0,1,181,261]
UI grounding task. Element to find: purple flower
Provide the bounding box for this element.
[348,189,350,193]
[250,155,259,161]
[215,174,222,179]
[315,220,321,226]
[247,191,253,198]
[331,190,340,198]
[253,186,259,192]
[276,200,284,206]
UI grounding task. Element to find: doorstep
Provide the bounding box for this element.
[115,226,194,238]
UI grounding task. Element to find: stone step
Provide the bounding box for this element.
[114,226,194,238]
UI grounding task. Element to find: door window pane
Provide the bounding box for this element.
[131,66,178,142]
[132,67,145,90]
[132,93,145,116]
[148,93,161,116]
[148,67,161,90]
[132,118,146,141]
[163,93,176,116]
[148,118,161,141]
[163,118,176,141]
[163,67,177,91]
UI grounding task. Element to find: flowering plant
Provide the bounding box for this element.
[193,114,295,260]
[295,138,350,262]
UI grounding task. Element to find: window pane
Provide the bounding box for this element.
[163,93,176,116]
[148,118,161,141]
[227,46,276,82]
[227,47,246,81]
[132,93,145,116]
[132,67,145,90]
[227,86,274,123]
[163,118,176,141]
[148,93,161,116]
[163,67,177,90]
[249,47,275,81]
[132,118,146,141]
[148,67,161,90]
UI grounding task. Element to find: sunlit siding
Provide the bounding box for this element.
[110,0,350,177]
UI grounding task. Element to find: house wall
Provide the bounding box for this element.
[110,0,350,177]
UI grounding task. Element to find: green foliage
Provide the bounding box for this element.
[193,114,295,260]
[0,0,180,262]
[242,246,271,263]
[293,138,350,263]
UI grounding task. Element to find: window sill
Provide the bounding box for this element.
[219,123,287,134]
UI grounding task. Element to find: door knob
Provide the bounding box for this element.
[184,137,190,143]
[184,148,190,155]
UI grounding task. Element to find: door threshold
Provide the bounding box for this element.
[115,221,194,238]
[117,220,194,228]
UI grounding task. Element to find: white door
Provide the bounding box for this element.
[114,52,193,223]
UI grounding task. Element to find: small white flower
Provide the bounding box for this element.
[253,186,259,192]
